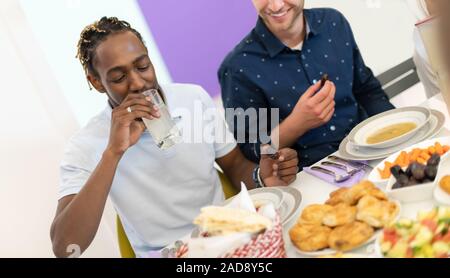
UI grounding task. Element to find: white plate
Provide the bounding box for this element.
[349,107,431,149]
[277,187,302,226]
[434,155,450,205]
[293,201,402,257]
[339,109,445,161]
[368,136,450,187]
[222,187,284,210]
[295,231,381,257]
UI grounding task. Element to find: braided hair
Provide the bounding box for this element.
[76,17,146,87]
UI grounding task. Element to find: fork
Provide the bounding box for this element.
[310,166,352,183]
[327,155,373,170]
[321,161,361,176]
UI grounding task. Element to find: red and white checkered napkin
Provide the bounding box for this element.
[176,214,286,258]
[221,214,286,258]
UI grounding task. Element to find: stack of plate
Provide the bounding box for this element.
[338,107,445,161]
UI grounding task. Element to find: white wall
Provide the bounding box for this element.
[0,0,119,258]
[19,0,172,128]
[306,0,418,75]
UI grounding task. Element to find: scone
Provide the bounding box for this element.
[365,187,388,201]
[322,203,357,227]
[328,221,374,251]
[298,204,333,225]
[356,195,399,228]
[325,188,350,205]
[346,180,377,205]
[440,175,450,195]
[289,224,332,252]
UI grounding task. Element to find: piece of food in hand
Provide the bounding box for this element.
[289,224,332,252]
[440,176,450,195]
[193,206,272,236]
[356,195,399,228]
[328,221,374,251]
[298,204,333,225]
[320,73,329,88]
[322,203,357,227]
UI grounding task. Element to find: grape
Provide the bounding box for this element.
[425,165,438,180]
[410,162,426,181]
[390,165,404,179]
[427,154,440,167]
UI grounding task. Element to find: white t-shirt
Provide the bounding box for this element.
[59,83,237,257]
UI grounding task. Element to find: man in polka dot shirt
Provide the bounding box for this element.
[218,0,395,168]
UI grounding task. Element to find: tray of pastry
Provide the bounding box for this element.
[289,181,401,256]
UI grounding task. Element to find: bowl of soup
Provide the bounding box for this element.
[348,107,431,149]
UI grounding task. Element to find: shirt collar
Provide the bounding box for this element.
[255,9,318,57]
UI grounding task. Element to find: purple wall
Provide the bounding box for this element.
[137,0,257,97]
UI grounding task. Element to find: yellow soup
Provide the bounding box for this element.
[366,122,417,144]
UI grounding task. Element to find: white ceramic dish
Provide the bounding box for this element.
[277,187,302,226]
[293,201,401,257]
[386,175,436,203]
[222,187,284,210]
[339,109,445,161]
[349,107,431,149]
[369,136,450,187]
[434,155,450,205]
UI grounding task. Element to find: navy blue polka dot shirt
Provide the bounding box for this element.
[218,8,395,168]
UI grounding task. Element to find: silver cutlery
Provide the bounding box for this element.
[310,166,352,183]
[327,155,373,170]
[160,240,185,258]
[321,161,360,175]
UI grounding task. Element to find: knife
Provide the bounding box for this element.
[327,155,373,170]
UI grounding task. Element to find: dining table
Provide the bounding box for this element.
[284,93,450,258]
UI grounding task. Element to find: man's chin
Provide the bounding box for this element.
[262,15,291,31]
[267,21,291,33]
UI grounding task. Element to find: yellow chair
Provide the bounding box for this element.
[116,171,237,258]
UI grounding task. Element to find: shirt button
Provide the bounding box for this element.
[330,125,336,131]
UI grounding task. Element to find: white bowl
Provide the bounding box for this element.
[222,187,284,210]
[349,107,431,149]
[386,174,437,203]
[433,155,450,205]
[369,136,450,187]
